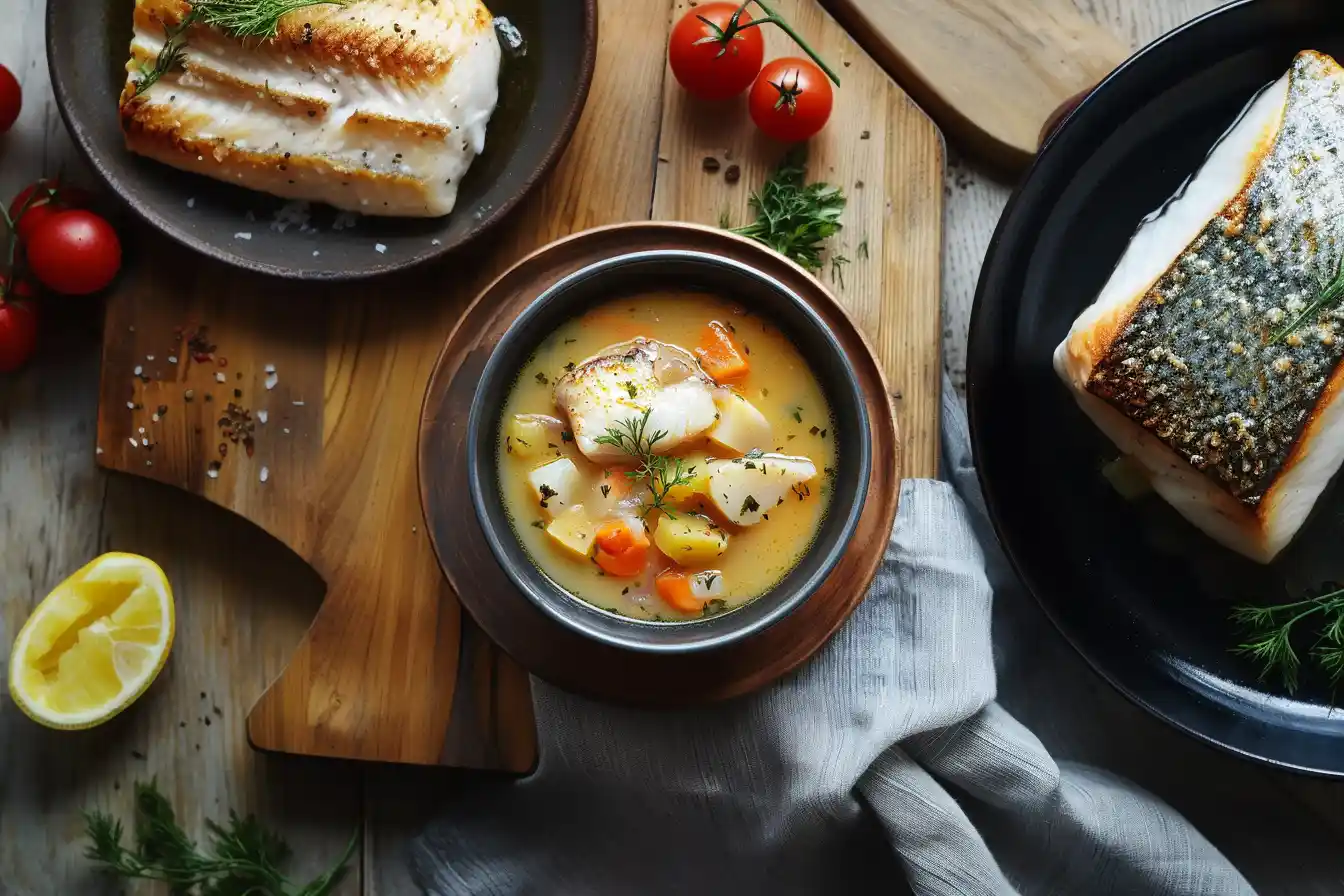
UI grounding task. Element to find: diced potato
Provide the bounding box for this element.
[528,457,585,516]
[707,393,772,456]
[545,506,596,560]
[653,513,729,565]
[507,414,563,459]
[664,452,711,504]
[707,454,817,526]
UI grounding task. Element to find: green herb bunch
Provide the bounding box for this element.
[84,779,357,896]
[728,149,846,273]
[1230,586,1344,693]
[594,408,696,519]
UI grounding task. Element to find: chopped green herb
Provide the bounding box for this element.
[809,425,820,436]
[857,238,869,260]
[534,372,549,385]
[601,484,611,498]
[530,520,545,529]
[792,408,803,423]
[538,483,557,508]
[740,495,760,516]
[561,430,574,443]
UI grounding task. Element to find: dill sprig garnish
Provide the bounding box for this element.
[134,0,348,96]
[1230,586,1344,693]
[84,779,357,895]
[1270,256,1344,343]
[728,149,846,273]
[593,408,696,519]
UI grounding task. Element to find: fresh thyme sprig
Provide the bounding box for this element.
[728,149,847,273]
[1230,587,1344,693]
[593,408,697,519]
[1270,255,1344,343]
[84,779,357,896]
[134,0,348,96]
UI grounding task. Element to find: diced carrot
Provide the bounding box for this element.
[656,570,702,613]
[696,321,750,381]
[595,519,636,555]
[594,519,649,577]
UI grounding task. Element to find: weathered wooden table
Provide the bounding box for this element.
[3,0,1343,892]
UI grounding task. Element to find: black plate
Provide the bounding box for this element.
[968,0,1344,777]
[45,0,595,280]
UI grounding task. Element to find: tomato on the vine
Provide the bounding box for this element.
[749,57,833,143]
[0,284,37,373]
[668,2,764,101]
[0,63,20,134]
[8,179,85,243]
[26,210,122,296]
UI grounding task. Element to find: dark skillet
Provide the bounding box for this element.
[45,0,595,280]
[969,0,1344,777]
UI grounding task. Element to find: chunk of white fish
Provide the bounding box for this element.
[707,454,817,526]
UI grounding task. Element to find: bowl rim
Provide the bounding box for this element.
[465,248,873,654]
[43,0,598,281]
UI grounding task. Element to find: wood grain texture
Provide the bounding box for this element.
[652,0,943,477]
[825,0,1129,171]
[419,223,902,703]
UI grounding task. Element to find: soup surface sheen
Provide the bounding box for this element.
[498,291,836,621]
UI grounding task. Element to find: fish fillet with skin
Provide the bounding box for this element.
[118,0,501,216]
[555,339,719,464]
[1055,50,1344,564]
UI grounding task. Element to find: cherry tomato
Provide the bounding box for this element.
[26,210,122,296]
[668,3,764,101]
[0,64,19,134]
[0,289,37,373]
[8,179,80,243]
[749,58,834,143]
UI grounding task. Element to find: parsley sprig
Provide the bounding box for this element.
[1230,587,1344,693]
[728,150,847,273]
[84,779,357,895]
[594,408,696,519]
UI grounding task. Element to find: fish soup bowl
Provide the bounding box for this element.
[464,246,873,655]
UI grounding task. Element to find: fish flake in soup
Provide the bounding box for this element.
[498,292,837,621]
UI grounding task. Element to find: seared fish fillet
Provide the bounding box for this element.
[119,0,500,216]
[1056,50,1344,564]
[555,339,719,464]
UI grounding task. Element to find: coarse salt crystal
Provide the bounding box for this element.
[215,372,227,383]
[187,198,196,208]
[431,238,442,246]
[283,428,290,434]
[265,371,279,390]
[168,355,178,364]
[292,400,305,406]
[126,401,135,409]
[138,427,146,434]
[375,243,387,254]
[133,365,143,376]
[313,250,320,257]
[260,466,270,483]
[152,413,161,423]
[207,468,219,479]
[96,447,103,455]
[257,410,269,424]
[146,355,155,361]
[129,437,138,447]
[234,232,253,240]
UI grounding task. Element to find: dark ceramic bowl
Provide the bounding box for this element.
[466,250,872,654]
[969,0,1344,775]
[45,0,595,280]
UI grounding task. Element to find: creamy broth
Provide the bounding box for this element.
[497,292,837,621]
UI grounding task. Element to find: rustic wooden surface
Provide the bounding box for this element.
[420,224,904,705]
[824,0,1129,170]
[4,0,1344,893]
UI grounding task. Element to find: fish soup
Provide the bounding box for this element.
[497,291,837,620]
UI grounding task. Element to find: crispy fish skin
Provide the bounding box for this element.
[118,0,500,216]
[1056,50,1344,563]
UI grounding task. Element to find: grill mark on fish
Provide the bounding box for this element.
[1088,51,1344,504]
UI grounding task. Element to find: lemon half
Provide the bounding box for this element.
[9,552,175,729]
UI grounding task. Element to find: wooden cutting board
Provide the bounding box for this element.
[93,0,943,767]
[825,0,1129,169]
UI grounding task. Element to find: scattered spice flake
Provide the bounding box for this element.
[219,443,229,457]
[563,337,577,344]
[740,495,760,515]
[534,371,549,385]
[157,405,168,416]
[702,156,721,173]
[233,389,242,399]
[809,425,820,435]
[375,243,388,254]
[257,409,268,424]
[234,232,253,240]
[215,372,226,383]
[860,129,870,140]
[217,357,228,368]
[724,164,741,184]
[188,326,216,359]
[601,484,611,498]
[259,466,269,483]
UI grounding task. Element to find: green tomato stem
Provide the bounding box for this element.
[734,0,841,87]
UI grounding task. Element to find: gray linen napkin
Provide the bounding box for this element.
[411,379,1256,895]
